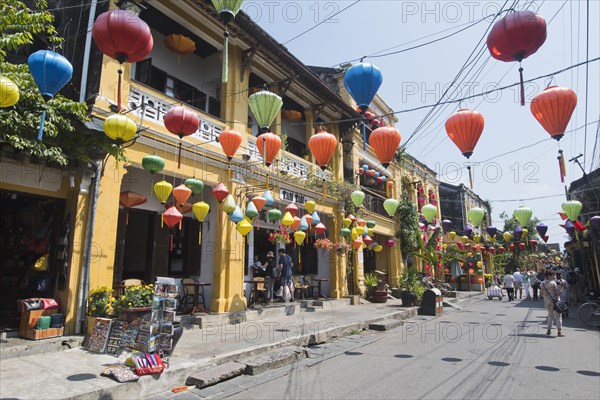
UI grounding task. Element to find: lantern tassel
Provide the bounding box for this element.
[266,174,269,190]
[161,212,164,228]
[467,166,473,190]
[126,210,129,225]
[170,234,173,252]
[117,68,123,112]
[519,66,525,106]
[177,142,182,169]
[362,119,366,151]
[37,109,47,141]
[222,30,229,84]
[322,179,327,198]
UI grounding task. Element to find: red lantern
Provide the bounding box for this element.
[315,223,327,236]
[468,268,474,275]
[358,168,364,174]
[163,206,183,251]
[165,202,192,215]
[497,246,505,254]
[219,129,243,160]
[308,130,337,171]
[92,9,153,111]
[212,183,229,203]
[363,235,373,246]
[488,246,495,254]
[530,86,577,141]
[364,111,375,120]
[445,109,484,159]
[519,242,526,251]
[255,132,281,167]
[119,191,147,225]
[369,126,402,168]
[164,107,199,168]
[529,239,538,248]
[486,10,547,106]
[347,214,357,224]
[574,220,586,232]
[285,203,299,217]
[542,235,549,243]
[508,243,515,252]
[252,195,266,211]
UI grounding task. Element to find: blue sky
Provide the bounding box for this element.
[245,0,600,246]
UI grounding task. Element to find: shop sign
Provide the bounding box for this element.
[279,189,312,204]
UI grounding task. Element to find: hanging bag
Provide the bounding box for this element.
[542,283,568,314]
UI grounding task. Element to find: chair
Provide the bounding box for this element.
[303,275,319,299]
[292,276,309,300]
[179,277,205,314]
[249,277,267,305]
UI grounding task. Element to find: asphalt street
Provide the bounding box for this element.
[152,297,600,400]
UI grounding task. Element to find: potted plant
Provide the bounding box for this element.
[314,238,332,251]
[332,241,351,256]
[113,284,154,322]
[86,286,114,334]
[268,229,291,246]
[398,267,423,307]
[302,149,311,161]
[363,272,377,301]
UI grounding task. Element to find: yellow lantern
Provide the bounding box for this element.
[460,236,469,244]
[0,76,20,108]
[103,114,137,142]
[356,226,365,235]
[343,218,352,228]
[294,230,306,245]
[351,228,358,240]
[373,245,383,253]
[477,261,482,268]
[281,211,294,227]
[304,200,316,214]
[449,231,456,241]
[153,180,173,204]
[236,219,253,236]
[502,231,512,242]
[368,228,375,237]
[192,202,210,222]
[467,252,472,257]
[473,234,480,243]
[442,244,448,250]
[221,195,236,214]
[522,228,528,237]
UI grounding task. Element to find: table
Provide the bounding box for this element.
[312,278,329,299]
[183,282,211,314]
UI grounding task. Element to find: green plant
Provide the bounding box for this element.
[394,196,419,259]
[86,287,114,318]
[398,267,422,293]
[363,272,378,300]
[413,283,426,300]
[113,284,154,313]
[280,133,288,150]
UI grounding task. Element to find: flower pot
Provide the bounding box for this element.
[118,307,153,324]
[400,291,416,307]
[374,290,388,303]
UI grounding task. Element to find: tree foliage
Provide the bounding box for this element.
[394,194,419,258]
[0,0,116,167]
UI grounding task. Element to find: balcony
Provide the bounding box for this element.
[363,193,388,218]
[247,137,333,182]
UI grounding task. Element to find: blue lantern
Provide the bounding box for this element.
[374,172,380,178]
[263,190,275,207]
[229,206,244,224]
[299,216,309,231]
[381,176,387,183]
[343,62,383,151]
[362,164,369,171]
[28,50,73,141]
[311,211,321,225]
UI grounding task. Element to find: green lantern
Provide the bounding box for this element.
[350,190,365,208]
[421,204,437,223]
[267,209,282,223]
[467,207,485,226]
[142,155,165,175]
[341,228,351,238]
[211,0,244,83]
[383,198,399,217]
[248,91,283,132]
[184,178,204,196]
[245,201,259,219]
[513,206,533,227]
[561,200,582,221]
[366,220,376,229]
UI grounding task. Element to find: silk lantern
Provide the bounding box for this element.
[351,191,365,208]
[562,200,582,221]
[343,218,352,228]
[285,203,299,217]
[460,236,469,244]
[142,155,165,193]
[173,184,192,206]
[211,0,244,83]
[300,217,309,231]
[518,242,526,251]
[221,195,236,214]
[343,62,383,150]
[28,50,73,140]
[163,206,183,251]
[154,181,173,204]
[535,223,548,237]
[103,114,137,142]
[486,226,497,238]
[263,190,275,207]
[383,198,399,217]
[165,202,192,215]
[304,200,316,214]
[486,10,547,105]
[514,225,523,241]
[267,209,282,223]
[473,234,480,244]
[522,228,528,237]
[245,201,259,219]
[508,243,516,252]
[315,223,327,236]
[281,211,294,227]
[445,108,484,189]
[531,86,577,141]
[291,216,302,231]
[363,235,373,246]
[193,201,210,244]
[219,129,243,160]
[442,219,452,231]
[164,34,196,57]
[467,207,485,227]
[308,129,337,170]
[164,106,199,168]
[341,228,351,238]
[248,90,283,132]
[502,231,511,242]
[385,239,395,247]
[294,230,306,246]
[529,239,538,248]
[421,204,437,223]
[229,206,244,223]
[347,214,357,224]
[184,178,204,196]
[212,183,229,203]
[119,191,147,225]
[513,206,533,227]
[0,76,19,108]
[353,238,363,250]
[92,9,153,110]
[236,219,253,236]
[351,228,358,240]
[589,216,600,231]
[304,214,313,227]
[369,126,401,168]
[497,246,505,254]
[255,132,281,168]
[252,195,267,211]
[373,244,383,253]
[311,211,321,225]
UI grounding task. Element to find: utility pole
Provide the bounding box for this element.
[568,154,587,177]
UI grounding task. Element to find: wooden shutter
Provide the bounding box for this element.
[184,218,201,276]
[112,209,127,288]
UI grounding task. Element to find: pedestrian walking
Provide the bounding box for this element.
[264,251,276,302]
[513,268,523,299]
[541,271,565,336]
[556,272,569,318]
[278,248,294,302]
[531,268,545,301]
[522,269,531,299]
[504,272,515,301]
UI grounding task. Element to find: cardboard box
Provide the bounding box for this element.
[19,309,58,337]
[22,327,64,340]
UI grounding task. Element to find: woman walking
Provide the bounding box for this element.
[541,271,565,337]
[522,269,531,299]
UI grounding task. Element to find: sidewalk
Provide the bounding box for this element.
[0,292,484,400]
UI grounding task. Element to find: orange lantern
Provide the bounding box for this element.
[252,195,266,211]
[173,184,192,206]
[368,126,401,168]
[308,129,337,170]
[282,109,302,121]
[119,191,147,225]
[530,86,577,141]
[468,268,474,275]
[255,132,281,167]
[164,34,196,56]
[357,219,366,227]
[219,129,243,160]
[478,277,484,284]
[304,214,313,226]
[165,202,192,215]
[352,238,363,250]
[445,108,484,189]
[291,216,302,230]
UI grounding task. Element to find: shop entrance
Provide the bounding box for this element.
[0,190,66,330]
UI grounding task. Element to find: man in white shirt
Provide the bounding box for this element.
[504,273,515,301]
[513,268,523,299]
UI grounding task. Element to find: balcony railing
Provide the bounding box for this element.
[363,193,388,217]
[128,85,224,143]
[247,137,333,182]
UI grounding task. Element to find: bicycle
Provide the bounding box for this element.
[578,300,600,327]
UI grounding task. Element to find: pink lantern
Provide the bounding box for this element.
[385,239,395,247]
[315,223,327,236]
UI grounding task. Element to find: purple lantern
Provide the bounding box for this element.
[442,219,452,231]
[485,226,497,238]
[535,223,548,237]
[385,239,395,247]
[514,225,523,241]
[590,216,600,231]
[564,220,575,235]
[464,224,473,238]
